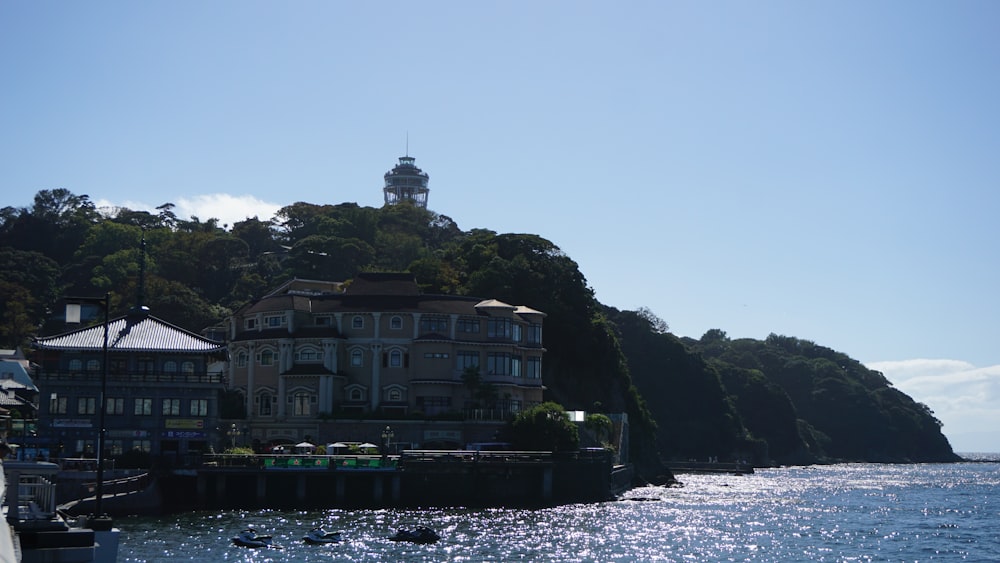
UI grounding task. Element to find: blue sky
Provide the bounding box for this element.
[3,1,999,452]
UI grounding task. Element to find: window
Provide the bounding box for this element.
[315,315,332,326]
[236,351,248,368]
[258,349,275,366]
[244,318,257,330]
[390,316,403,330]
[416,396,451,415]
[424,352,449,359]
[108,440,124,456]
[527,324,542,346]
[68,359,83,372]
[190,399,208,416]
[349,388,364,402]
[387,388,403,402]
[457,318,480,333]
[291,392,312,416]
[105,397,124,415]
[511,355,522,378]
[389,350,403,368]
[110,359,126,374]
[487,318,512,339]
[487,352,511,376]
[50,395,67,415]
[420,315,449,334]
[133,440,152,453]
[296,348,321,362]
[162,399,181,416]
[137,358,154,375]
[86,359,100,372]
[163,361,178,374]
[350,349,364,367]
[457,351,480,370]
[526,357,542,379]
[181,361,195,374]
[265,314,284,327]
[257,392,272,416]
[134,398,153,415]
[352,316,364,329]
[512,324,522,342]
[77,397,96,415]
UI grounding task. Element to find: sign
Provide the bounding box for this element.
[423,430,461,441]
[163,430,206,439]
[53,419,93,428]
[108,430,149,438]
[165,419,204,429]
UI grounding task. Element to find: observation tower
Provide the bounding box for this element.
[383,155,430,208]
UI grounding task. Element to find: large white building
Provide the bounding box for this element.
[226,273,545,449]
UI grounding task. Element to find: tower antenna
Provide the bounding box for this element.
[406,132,409,156]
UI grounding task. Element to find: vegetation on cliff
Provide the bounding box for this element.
[0,189,958,468]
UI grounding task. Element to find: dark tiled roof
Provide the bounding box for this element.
[33,311,226,354]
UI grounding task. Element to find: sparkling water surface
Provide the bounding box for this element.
[118,462,1000,561]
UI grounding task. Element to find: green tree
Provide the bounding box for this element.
[507,402,579,452]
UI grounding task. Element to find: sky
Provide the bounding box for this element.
[3,1,999,452]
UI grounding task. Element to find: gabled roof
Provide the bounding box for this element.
[32,310,226,354]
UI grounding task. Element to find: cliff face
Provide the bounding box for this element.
[608,309,959,465]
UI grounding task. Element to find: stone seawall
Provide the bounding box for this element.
[156,450,624,513]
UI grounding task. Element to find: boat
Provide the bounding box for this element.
[231,528,276,548]
[389,525,440,544]
[302,527,342,544]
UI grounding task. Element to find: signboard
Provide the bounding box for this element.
[52,419,93,428]
[163,430,206,439]
[108,430,149,438]
[423,430,461,441]
[165,419,204,429]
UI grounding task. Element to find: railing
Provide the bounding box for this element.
[2,460,61,522]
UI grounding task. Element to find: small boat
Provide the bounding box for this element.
[389,525,440,544]
[232,528,275,548]
[302,527,342,544]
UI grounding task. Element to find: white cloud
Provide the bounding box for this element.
[174,194,282,228]
[868,359,1000,453]
[96,194,283,229]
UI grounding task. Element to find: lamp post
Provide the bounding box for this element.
[66,293,110,519]
[227,423,241,450]
[381,425,394,459]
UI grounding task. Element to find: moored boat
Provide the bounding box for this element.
[389,525,440,544]
[231,528,275,548]
[302,527,342,544]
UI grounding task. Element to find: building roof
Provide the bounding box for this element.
[32,309,226,355]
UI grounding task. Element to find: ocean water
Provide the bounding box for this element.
[118,461,1000,561]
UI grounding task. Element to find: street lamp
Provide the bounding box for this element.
[381,425,394,458]
[66,292,110,520]
[227,423,241,450]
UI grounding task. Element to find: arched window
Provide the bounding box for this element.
[69,359,83,372]
[352,316,364,329]
[387,388,402,402]
[163,361,178,373]
[236,351,248,368]
[389,349,403,368]
[181,361,195,374]
[351,349,363,367]
[291,392,312,416]
[350,388,363,402]
[390,316,403,330]
[86,359,100,372]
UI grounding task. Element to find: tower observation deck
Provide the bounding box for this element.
[383,155,430,208]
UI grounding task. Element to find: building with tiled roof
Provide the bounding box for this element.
[31,307,228,461]
[227,273,545,449]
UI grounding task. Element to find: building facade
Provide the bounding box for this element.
[227,273,545,449]
[31,308,228,463]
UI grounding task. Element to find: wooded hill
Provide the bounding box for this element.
[1,189,959,470]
